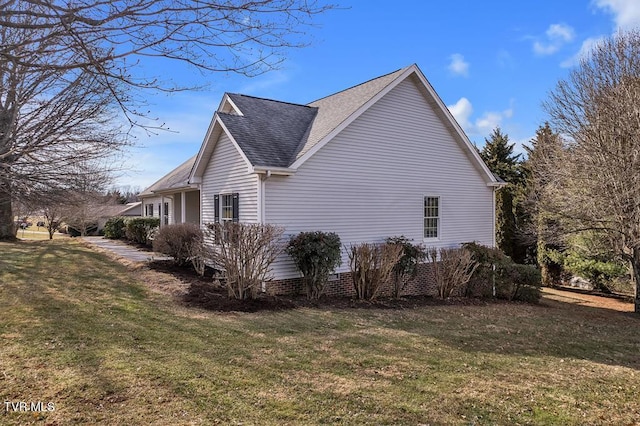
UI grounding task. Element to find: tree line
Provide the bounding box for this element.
[480,30,640,313]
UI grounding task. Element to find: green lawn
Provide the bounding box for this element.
[1,239,639,425]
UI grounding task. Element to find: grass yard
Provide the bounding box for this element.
[1,239,639,425]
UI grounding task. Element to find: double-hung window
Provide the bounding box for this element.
[145,203,154,217]
[424,196,440,239]
[214,193,239,242]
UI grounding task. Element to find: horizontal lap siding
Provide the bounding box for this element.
[267,76,494,279]
[201,133,258,226]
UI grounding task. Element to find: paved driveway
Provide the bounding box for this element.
[82,236,170,263]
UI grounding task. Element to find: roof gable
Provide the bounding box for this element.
[184,64,501,187]
[218,94,317,167]
[139,155,197,196]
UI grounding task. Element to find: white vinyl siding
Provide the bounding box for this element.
[201,133,258,226]
[266,75,494,279]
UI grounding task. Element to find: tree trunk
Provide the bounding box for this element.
[0,187,16,240]
[632,247,640,314]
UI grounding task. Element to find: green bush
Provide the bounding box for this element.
[104,216,126,239]
[462,242,542,302]
[152,223,203,266]
[495,262,542,302]
[287,231,342,300]
[125,217,160,245]
[563,253,627,293]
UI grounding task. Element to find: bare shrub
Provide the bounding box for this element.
[152,223,203,266]
[349,242,403,300]
[428,247,478,299]
[206,222,285,300]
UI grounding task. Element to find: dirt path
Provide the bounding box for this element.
[542,287,635,313]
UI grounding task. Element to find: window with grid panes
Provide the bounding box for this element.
[424,196,439,239]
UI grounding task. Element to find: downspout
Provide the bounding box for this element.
[259,170,272,292]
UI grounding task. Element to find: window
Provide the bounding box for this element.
[220,194,234,224]
[145,203,154,217]
[214,193,239,242]
[163,202,169,225]
[424,196,439,239]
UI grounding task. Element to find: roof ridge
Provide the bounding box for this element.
[227,93,315,109]
[306,66,409,105]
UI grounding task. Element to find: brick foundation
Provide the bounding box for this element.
[266,263,439,298]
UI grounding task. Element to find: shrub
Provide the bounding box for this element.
[125,217,160,245]
[386,236,426,298]
[152,223,203,266]
[428,247,478,299]
[349,242,403,300]
[462,242,542,302]
[207,222,285,300]
[562,252,627,293]
[287,231,342,300]
[103,216,126,239]
[462,242,507,297]
[495,263,542,301]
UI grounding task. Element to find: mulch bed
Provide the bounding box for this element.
[148,260,490,313]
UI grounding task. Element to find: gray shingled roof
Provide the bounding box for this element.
[139,155,196,196]
[218,94,318,167]
[145,66,422,194]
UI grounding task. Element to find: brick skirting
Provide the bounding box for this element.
[266,263,438,298]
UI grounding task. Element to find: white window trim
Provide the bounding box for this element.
[423,195,441,241]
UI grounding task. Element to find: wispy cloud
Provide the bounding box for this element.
[447,97,514,138]
[448,54,469,77]
[560,36,604,68]
[592,0,640,30]
[533,23,575,55]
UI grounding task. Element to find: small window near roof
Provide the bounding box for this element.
[424,196,439,239]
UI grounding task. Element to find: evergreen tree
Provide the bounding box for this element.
[522,123,565,285]
[480,128,522,261]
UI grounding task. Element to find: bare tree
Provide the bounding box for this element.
[0,0,333,239]
[542,30,640,313]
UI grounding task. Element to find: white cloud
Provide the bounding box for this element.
[593,0,640,30]
[447,98,515,137]
[533,23,575,55]
[448,54,469,77]
[447,97,473,129]
[560,36,604,68]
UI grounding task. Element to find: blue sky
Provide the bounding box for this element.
[119,0,640,190]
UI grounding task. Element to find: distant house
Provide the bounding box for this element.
[95,202,142,233]
[139,64,503,296]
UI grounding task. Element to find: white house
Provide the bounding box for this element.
[140,64,503,296]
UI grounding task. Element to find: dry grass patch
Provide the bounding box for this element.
[1,239,639,425]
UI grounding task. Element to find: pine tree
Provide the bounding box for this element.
[522,123,565,284]
[480,128,522,261]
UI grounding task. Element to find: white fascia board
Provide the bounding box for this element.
[251,166,296,176]
[151,184,199,195]
[189,113,220,182]
[189,114,254,181]
[217,93,244,116]
[410,66,500,185]
[289,66,415,170]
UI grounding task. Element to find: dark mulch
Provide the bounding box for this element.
[148,260,491,313]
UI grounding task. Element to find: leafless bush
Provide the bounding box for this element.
[206,222,285,300]
[152,223,203,266]
[428,247,478,299]
[349,242,403,300]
